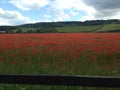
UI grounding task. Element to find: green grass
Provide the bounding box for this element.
[21,27,37,32]
[56,24,120,33]
[0,84,120,90]
[96,24,120,32]
[56,25,102,33]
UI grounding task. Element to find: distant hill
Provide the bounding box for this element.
[0,19,120,33]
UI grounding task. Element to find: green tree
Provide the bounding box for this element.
[16,29,22,33]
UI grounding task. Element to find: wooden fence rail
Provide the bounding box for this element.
[0,74,120,88]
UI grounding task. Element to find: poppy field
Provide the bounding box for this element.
[0,33,120,89]
[0,33,120,76]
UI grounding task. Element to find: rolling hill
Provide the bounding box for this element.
[0,19,120,33]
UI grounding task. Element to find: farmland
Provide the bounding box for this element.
[1,20,120,33]
[0,33,120,89]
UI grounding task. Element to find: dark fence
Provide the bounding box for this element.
[0,74,120,88]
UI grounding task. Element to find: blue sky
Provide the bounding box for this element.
[0,0,120,26]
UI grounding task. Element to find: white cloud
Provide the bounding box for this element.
[82,0,120,20]
[8,0,120,19]
[44,14,51,18]
[54,9,70,21]
[49,0,120,21]
[0,18,11,26]
[48,0,97,21]
[9,0,49,10]
[0,8,37,26]
[53,10,80,21]
[69,11,79,17]
[49,0,77,9]
[9,0,97,21]
[1,0,119,26]
[80,15,95,21]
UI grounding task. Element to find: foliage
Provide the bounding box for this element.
[36,27,57,33]
[16,29,23,33]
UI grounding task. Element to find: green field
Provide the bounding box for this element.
[56,25,102,32]
[96,24,120,32]
[0,84,119,90]
[57,24,120,33]
[13,24,120,33]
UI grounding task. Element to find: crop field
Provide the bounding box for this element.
[0,33,120,90]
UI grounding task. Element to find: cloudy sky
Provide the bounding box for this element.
[0,0,120,26]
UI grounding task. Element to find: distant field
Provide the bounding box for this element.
[96,24,120,32]
[0,33,120,89]
[57,24,120,33]
[13,24,120,33]
[56,25,102,32]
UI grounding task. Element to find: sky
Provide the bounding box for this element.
[0,0,120,26]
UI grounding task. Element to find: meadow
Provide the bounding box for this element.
[0,33,120,90]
